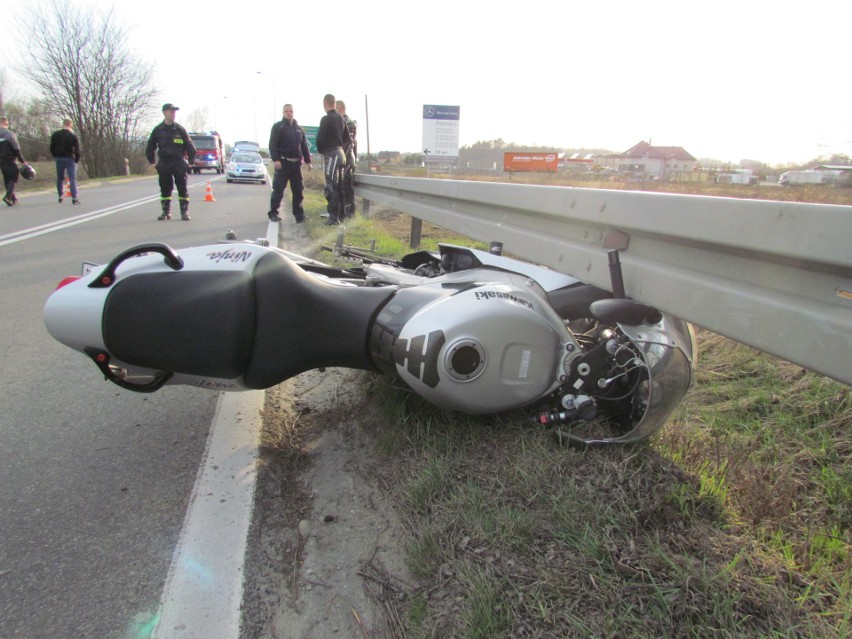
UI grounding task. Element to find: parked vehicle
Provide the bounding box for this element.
[189,132,225,174]
[716,169,755,185]
[43,238,696,448]
[778,170,840,186]
[226,152,267,184]
[232,140,260,156]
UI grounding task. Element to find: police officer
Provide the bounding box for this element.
[145,103,196,220]
[335,100,357,219]
[267,103,312,223]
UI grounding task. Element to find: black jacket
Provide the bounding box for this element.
[342,115,357,157]
[0,128,24,162]
[50,129,81,162]
[268,119,311,163]
[145,121,196,164]
[316,109,351,154]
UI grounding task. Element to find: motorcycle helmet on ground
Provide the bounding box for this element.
[20,163,36,180]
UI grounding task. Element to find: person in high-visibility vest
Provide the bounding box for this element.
[145,104,197,221]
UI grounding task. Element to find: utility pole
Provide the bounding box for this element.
[365,95,371,171]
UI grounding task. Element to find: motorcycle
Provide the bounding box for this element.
[43,234,696,447]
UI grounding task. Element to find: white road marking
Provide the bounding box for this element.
[0,196,159,247]
[1,177,224,247]
[152,390,264,639]
[153,219,278,638]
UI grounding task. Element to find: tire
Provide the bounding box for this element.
[227,178,233,183]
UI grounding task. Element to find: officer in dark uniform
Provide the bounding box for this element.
[267,103,312,223]
[145,103,196,220]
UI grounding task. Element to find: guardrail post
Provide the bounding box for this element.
[362,198,370,218]
[410,218,422,248]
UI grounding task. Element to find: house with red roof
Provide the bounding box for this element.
[596,140,697,180]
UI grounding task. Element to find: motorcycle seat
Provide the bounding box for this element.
[102,250,396,387]
[243,251,396,388]
[103,270,256,378]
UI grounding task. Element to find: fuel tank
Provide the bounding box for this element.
[370,269,573,414]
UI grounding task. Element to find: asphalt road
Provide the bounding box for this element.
[0,171,273,638]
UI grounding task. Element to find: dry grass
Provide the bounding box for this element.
[359,359,849,638]
[375,163,852,206]
[294,177,851,638]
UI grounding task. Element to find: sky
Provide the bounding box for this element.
[2,0,851,166]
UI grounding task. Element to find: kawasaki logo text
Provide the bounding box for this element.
[474,291,533,309]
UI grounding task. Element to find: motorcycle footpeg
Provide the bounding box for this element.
[590,298,663,325]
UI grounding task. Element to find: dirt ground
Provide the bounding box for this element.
[239,218,413,639]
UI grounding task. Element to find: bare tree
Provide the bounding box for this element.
[17,0,157,177]
[185,107,210,134]
[0,68,7,114]
[2,98,54,161]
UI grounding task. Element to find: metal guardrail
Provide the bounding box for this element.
[354,174,852,386]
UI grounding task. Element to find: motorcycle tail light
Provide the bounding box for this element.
[55,276,81,290]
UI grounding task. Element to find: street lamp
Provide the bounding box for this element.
[256,71,276,122]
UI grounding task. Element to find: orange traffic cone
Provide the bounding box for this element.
[64,178,72,197]
[204,181,216,202]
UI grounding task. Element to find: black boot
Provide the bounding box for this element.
[179,199,191,221]
[158,200,171,220]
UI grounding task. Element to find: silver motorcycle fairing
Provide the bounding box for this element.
[369,268,581,414]
[44,244,278,391]
[368,243,583,292]
[364,243,696,443]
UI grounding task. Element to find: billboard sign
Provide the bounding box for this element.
[503,152,559,172]
[422,104,460,163]
[302,125,319,155]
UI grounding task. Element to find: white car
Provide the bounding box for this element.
[226,152,267,184]
[232,140,260,154]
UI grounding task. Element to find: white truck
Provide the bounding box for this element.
[716,169,754,185]
[778,170,840,186]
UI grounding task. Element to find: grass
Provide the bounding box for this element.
[12,160,147,194]
[293,184,851,638]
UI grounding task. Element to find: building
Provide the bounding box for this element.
[376,151,401,164]
[559,152,595,171]
[814,164,852,174]
[596,140,697,180]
